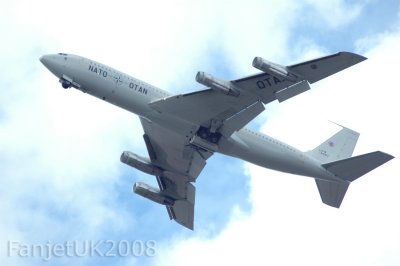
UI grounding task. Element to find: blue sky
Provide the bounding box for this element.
[1,0,399,265]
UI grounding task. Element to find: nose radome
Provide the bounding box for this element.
[39,54,64,77]
[39,55,49,68]
[39,54,52,68]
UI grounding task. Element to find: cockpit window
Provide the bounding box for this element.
[58,53,68,56]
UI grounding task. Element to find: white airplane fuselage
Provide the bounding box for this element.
[40,53,338,182]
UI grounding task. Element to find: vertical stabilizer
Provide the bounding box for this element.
[307,126,359,163]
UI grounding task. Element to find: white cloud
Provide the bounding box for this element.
[303,0,366,30]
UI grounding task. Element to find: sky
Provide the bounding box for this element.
[1,0,399,265]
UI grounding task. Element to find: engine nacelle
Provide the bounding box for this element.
[133,182,175,206]
[252,57,298,82]
[196,71,240,97]
[120,151,163,176]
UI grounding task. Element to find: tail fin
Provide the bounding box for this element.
[309,125,394,208]
[307,126,359,163]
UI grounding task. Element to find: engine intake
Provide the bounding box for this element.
[196,71,240,97]
[120,151,163,176]
[133,182,175,206]
[252,57,298,82]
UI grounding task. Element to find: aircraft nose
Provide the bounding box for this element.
[39,54,64,77]
[39,55,53,68]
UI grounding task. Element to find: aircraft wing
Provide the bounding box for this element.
[156,175,196,230]
[150,52,366,138]
[140,117,212,229]
[141,52,366,229]
[234,52,366,102]
[149,89,264,138]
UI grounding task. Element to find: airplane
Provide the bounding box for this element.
[40,51,394,230]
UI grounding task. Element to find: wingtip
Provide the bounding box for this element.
[339,51,368,62]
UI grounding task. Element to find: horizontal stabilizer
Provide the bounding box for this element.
[322,151,394,182]
[315,179,349,208]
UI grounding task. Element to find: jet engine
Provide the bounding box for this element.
[120,151,163,176]
[196,71,240,97]
[133,182,175,206]
[252,57,298,82]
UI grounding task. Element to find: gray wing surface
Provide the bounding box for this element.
[233,52,366,104]
[149,52,366,139]
[149,89,264,138]
[140,117,212,229]
[157,175,196,229]
[288,51,366,83]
